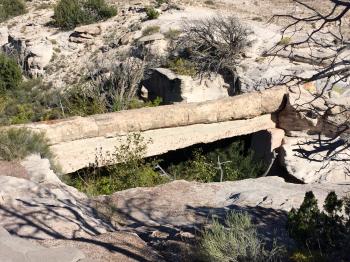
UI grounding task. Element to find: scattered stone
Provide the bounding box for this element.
[119,32,134,45]
[137,33,164,43]
[69,25,102,44]
[3,33,53,77]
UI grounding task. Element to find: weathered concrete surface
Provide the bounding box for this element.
[52,114,277,174]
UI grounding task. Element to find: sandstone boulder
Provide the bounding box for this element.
[3,33,53,77]
[20,154,62,184]
[280,133,350,183]
[97,177,350,248]
[70,25,102,44]
[0,175,114,239]
[0,227,87,262]
[143,68,234,103]
[278,86,350,138]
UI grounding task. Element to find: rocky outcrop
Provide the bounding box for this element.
[96,176,350,249]
[278,86,350,137]
[0,173,114,239]
[280,133,350,183]
[69,25,102,44]
[143,68,235,103]
[0,157,162,261]
[0,226,87,262]
[3,32,53,77]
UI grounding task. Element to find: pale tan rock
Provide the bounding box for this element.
[143,68,233,103]
[280,133,350,183]
[75,25,102,36]
[0,26,8,46]
[0,176,113,239]
[40,232,163,262]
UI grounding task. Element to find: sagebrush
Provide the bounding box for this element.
[175,15,250,77]
[201,211,285,262]
[53,0,117,29]
[0,0,26,22]
[0,128,52,161]
[64,133,169,196]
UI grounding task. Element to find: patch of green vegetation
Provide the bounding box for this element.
[167,58,197,77]
[288,191,350,261]
[0,53,22,92]
[127,96,163,110]
[155,0,168,7]
[63,133,169,196]
[145,7,159,20]
[0,128,52,161]
[164,28,181,40]
[0,0,26,22]
[142,25,160,36]
[277,37,292,46]
[204,0,215,5]
[53,0,117,30]
[60,84,107,117]
[168,141,266,182]
[200,211,286,261]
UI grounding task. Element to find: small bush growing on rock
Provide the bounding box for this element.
[288,191,350,260]
[142,25,160,36]
[53,0,117,30]
[0,0,26,22]
[175,15,250,76]
[0,53,22,92]
[0,128,52,161]
[200,211,286,262]
[167,58,197,77]
[64,133,169,195]
[145,7,159,20]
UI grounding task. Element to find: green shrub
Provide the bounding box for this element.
[155,0,168,7]
[127,96,163,109]
[0,0,26,22]
[288,191,350,260]
[201,211,285,262]
[142,25,160,36]
[168,141,266,182]
[277,37,291,46]
[64,133,169,196]
[53,0,117,30]
[60,84,107,116]
[145,7,159,20]
[167,58,197,77]
[0,128,52,161]
[0,53,22,92]
[164,28,181,40]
